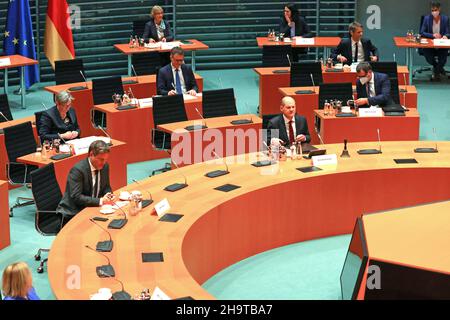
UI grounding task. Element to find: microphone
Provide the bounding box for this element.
[84,245,115,278]
[194,107,208,128]
[286,54,292,67]
[68,71,89,91]
[218,77,224,89]
[41,103,48,110]
[205,150,230,178]
[414,127,439,153]
[310,73,316,92]
[230,102,253,125]
[0,111,10,122]
[184,108,207,131]
[357,128,382,154]
[314,122,325,145]
[164,150,188,192]
[132,179,154,207]
[96,126,113,146]
[131,64,139,84]
[393,53,396,63]
[89,218,113,252]
[104,276,132,300]
[107,198,128,229]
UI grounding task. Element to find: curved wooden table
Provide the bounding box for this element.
[48,141,450,300]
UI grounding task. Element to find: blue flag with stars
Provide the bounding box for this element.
[3,0,39,89]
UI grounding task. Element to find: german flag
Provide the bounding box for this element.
[44,0,75,69]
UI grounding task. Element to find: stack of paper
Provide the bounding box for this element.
[67,136,111,155]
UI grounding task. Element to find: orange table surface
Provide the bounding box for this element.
[0,180,9,250]
[47,141,450,300]
[393,36,450,49]
[257,36,341,48]
[0,54,38,69]
[114,39,209,55]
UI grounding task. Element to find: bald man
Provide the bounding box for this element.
[266,96,311,147]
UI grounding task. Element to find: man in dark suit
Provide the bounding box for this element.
[267,96,311,147]
[331,21,379,64]
[420,1,450,80]
[56,140,116,219]
[355,62,392,108]
[39,90,81,142]
[157,47,198,96]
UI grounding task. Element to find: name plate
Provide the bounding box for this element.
[433,39,450,46]
[312,154,337,166]
[0,57,11,67]
[154,198,170,217]
[151,287,171,300]
[359,108,383,117]
[138,98,153,108]
[295,38,315,45]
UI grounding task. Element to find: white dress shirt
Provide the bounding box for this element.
[171,64,186,94]
[433,19,441,35]
[283,115,297,141]
[351,39,365,63]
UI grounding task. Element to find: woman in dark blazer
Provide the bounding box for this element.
[39,90,80,143]
[143,5,174,43]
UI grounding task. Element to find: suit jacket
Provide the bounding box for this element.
[157,63,198,95]
[420,14,450,39]
[143,19,174,42]
[57,158,112,217]
[267,114,311,147]
[331,37,379,63]
[356,72,392,107]
[279,16,312,38]
[38,106,81,142]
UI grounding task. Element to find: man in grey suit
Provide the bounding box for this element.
[57,140,116,221]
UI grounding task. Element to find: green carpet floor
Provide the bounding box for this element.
[1,68,449,300]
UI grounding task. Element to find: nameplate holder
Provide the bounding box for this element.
[295,38,315,45]
[154,198,170,217]
[151,286,171,300]
[433,39,450,46]
[138,98,153,108]
[359,108,383,117]
[312,154,337,166]
[0,57,11,67]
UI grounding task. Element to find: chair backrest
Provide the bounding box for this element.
[290,62,323,87]
[418,15,426,56]
[34,111,46,144]
[0,94,13,122]
[152,95,187,126]
[319,83,354,109]
[30,163,63,235]
[370,62,398,81]
[92,76,124,105]
[3,121,37,162]
[202,88,238,118]
[54,58,85,85]
[262,45,292,67]
[131,52,161,76]
[390,78,401,105]
[133,19,148,37]
[262,114,278,130]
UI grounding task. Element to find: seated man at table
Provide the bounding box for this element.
[157,47,198,96]
[331,21,379,64]
[56,140,116,221]
[355,62,392,108]
[420,1,450,81]
[39,90,81,143]
[267,96,311,147]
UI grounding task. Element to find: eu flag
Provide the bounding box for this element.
[3,0,39,89]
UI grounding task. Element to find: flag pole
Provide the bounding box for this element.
[36,0,41,83]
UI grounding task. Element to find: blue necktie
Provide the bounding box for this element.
[175,69,182,94]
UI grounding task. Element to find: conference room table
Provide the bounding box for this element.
[44,74,204,139]
[256,36,341,59]
[0,180,9,250]
[394,36,450,83]
[314,109,420,144]
[114,39,209,74]
[92,95,203,164]
[0,54,39,108]
[254,66,410,116]
[279,85,418,144]
[157,114,263,167]
[16,139,127,193]
[47,141,450,300]
[0,116,37,187]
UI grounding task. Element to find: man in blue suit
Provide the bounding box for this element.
[157,47,198,96]
[420,1,450,81]
[355,62,392,108]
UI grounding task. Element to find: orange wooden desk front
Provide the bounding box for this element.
[44,75,204,139]
[47,141,450,300]
[254,66,410,116]
[0,180,9,250]
[17,139,127,193]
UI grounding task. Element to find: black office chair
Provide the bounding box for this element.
[390,78,401,105]
[202,88,238,118]
[370,61,398,81]
[318,83,354,108]
[30,163,65,273]
[133,19,148,37]
[290,62,323,87]
[54,58,85,85]
[3,121,38,217]
[34,111,46,145]
[91,76,124,129]
[0,94,13,123]
[131,52,161,76]
[151,95,188,175]
[262,45,293,67]
[262,114,279,146]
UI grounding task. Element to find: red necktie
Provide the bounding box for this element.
[288,120,295,145]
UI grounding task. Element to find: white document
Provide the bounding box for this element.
[67,136,111,155]
[350,62,358,72]
[138,97,153,108]
[295,38,315,45]
[161,41,182,50]
[144,42,162,49]
[0,57,11,67]
[433,39,450,46]
[154,198,170,217]
[151,287,171,300]
[359,107,383,117]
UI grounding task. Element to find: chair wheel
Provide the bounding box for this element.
[34,254,41,261]
[37,266,44,274]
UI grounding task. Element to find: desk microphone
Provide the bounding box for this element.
[194,107,208,128]
[357,128,382,154]
[286,54,292,67]
[107,199,128,229]
[184,108,207,131]
[230,102,253,125]
[0,111,10,122]
[205,150,230,178]
[314,123,325,145]
[104,276,132,300]
[164,150,188,192]
[84,245,115,277]
[393,53,396,63]
[97,126,113,146]
[89,218,113,252]
[414,128,439,153]
[132,179,154,207]
[68,70,89,91]
[131,64,139,84]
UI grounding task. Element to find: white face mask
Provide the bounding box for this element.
[432,11,440,18]
[359,76,370,85]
